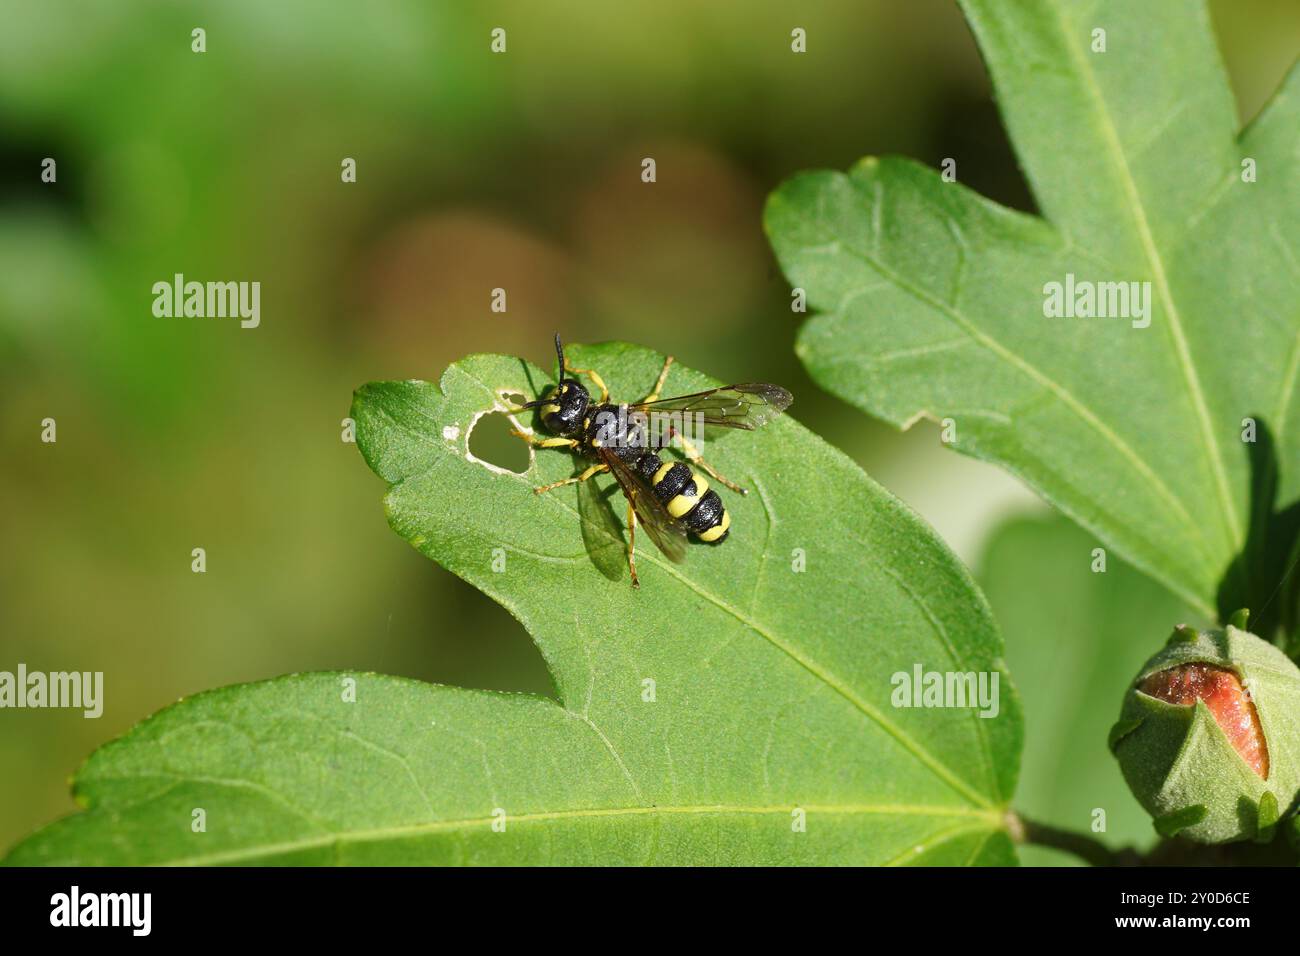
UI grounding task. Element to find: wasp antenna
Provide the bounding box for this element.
[554,332,566,384]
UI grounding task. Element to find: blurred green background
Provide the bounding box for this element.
[2,0,1297,860]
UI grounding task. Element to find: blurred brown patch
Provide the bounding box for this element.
[358,210,575,371]
[570,142,768,351]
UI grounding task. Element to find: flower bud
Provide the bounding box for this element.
[1109,617,1300,844]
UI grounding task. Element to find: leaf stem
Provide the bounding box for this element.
[1007,812,1142,867]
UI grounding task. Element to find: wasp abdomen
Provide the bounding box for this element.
[636,453,730,543]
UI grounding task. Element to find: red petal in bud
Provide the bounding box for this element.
[1139,664,1269,778]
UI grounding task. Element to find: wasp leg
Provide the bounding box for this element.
[533,462,608,495]
[626,495,640,588]
[511,429,578,450]
[637,355,675,405]
[564,362,609,403]
[670,426,747,495]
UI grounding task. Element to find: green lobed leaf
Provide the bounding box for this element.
[766,0,1300,624]
[4,344,1021,865]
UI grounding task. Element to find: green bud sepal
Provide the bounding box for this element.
[1110,621,1300,844]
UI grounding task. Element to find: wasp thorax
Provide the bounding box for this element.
[1110,621,1300,844]
[540,381,589,437]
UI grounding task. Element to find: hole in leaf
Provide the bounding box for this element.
[467,411,529,475]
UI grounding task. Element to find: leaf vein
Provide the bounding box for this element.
[1051,2,1243,551]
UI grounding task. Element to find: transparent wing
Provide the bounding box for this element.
[630,383,792,430]
[598,448,688,564]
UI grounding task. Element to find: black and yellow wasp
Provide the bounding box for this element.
[512,334,792,587]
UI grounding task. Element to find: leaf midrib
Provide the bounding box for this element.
[151,802,1003,866]
[1051,2,1243,555]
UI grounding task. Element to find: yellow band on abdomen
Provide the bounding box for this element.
[697,509,731,542]
[667,491,696,518]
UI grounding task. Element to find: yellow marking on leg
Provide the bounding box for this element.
[626,496,640,588]
[511,430,577,449]
[697,509,731,542]
[674,431,746,494]
[638,355,675,404]
[565,363,609,403]
[533,462,608,495]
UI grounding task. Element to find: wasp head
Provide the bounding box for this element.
[539,379,589,437]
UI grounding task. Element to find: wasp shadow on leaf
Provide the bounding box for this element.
[516,356,547,401]
[576,470,629,582]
